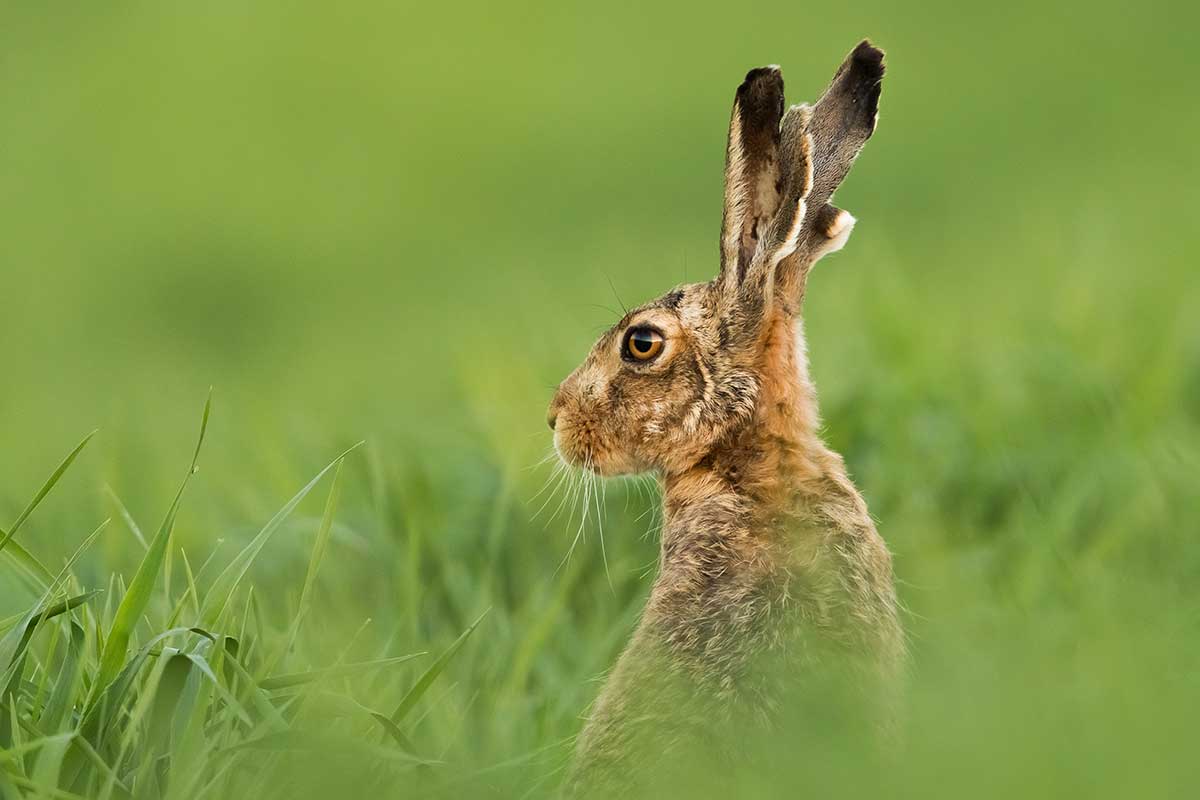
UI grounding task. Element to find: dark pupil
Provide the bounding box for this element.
[632,334,653,353]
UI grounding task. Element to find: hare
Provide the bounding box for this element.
[548,41,904,796]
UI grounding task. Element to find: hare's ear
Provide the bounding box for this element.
[719,105,814,334]
[807,40,884,211]
[717,66,785,296]
[775,40,885,304]
[738,104,813,301]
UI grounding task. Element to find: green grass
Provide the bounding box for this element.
[1,0,1199,796]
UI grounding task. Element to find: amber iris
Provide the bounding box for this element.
[625,328,664,361]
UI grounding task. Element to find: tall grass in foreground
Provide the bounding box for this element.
[3,388,1198,799]
[0,397,494,799]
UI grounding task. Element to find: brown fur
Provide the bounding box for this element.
[548,41,902,797]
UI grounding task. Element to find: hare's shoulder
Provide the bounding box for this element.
[784,470,899,638]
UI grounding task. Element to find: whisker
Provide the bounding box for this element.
[586,304,622,319]
[556,460,592,575]
[528,459,563,504]
[593,468,613,591]
[546,467,578,525]
[638,556,659,581]
[604,273,628,315]
[525,447,561,471]
[531,462,569,521]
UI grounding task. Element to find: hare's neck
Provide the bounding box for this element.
[658,314,836,563]
[751,310,825,469]
[676,313,828,493]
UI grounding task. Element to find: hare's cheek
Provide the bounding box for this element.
[640,417,664,439]
[638,399,671,440]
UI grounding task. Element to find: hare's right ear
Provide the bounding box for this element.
[806,41,884,215]
[717,67,786,296]
[774,41,886,305]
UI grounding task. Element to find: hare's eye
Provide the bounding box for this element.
[624,328,664,362]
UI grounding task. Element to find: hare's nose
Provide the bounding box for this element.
[548,382,575,431]
[547,392,565,430]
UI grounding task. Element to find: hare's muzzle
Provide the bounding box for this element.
[547,389,568,432]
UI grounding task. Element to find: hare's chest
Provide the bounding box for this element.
[648,556,797,675]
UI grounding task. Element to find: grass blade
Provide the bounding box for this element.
[221,730,434,766]
[146,653,194,752]
[0,520,109,691]
[259,653,425,691]
[93,392,211,696]
[102,486,147,551]
[199,444,361,628]
[215,647,288,732]
[0,592,100,635]
[0,540,55,593]
[30,731,74,795]
[370,713,420,754]
[40,622,85,733]
[0,430,97,557]
[263,461,344,676]
[388,608,488,726]
[181,653,254,729]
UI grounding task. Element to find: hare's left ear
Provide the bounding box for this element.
[717,67,786,295]
[716,100,814,330]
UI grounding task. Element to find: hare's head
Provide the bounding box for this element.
[549,42,885,477]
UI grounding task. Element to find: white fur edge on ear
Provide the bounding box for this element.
[721,107,750,294]
[768,131,815,269]
[818,209,856,258]
[769,197,807,268]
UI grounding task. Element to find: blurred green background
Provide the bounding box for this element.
[2,0,1199,796]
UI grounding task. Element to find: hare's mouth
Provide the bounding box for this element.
[552,418,600,472]
[556,415,632,475]
[553,420,646,477]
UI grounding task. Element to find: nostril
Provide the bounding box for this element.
[547,387,567,431]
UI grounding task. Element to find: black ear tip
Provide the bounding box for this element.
[850,40,886,76]
[739,65,785,99]
[743,64,782,82]
[736,66,785,119]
